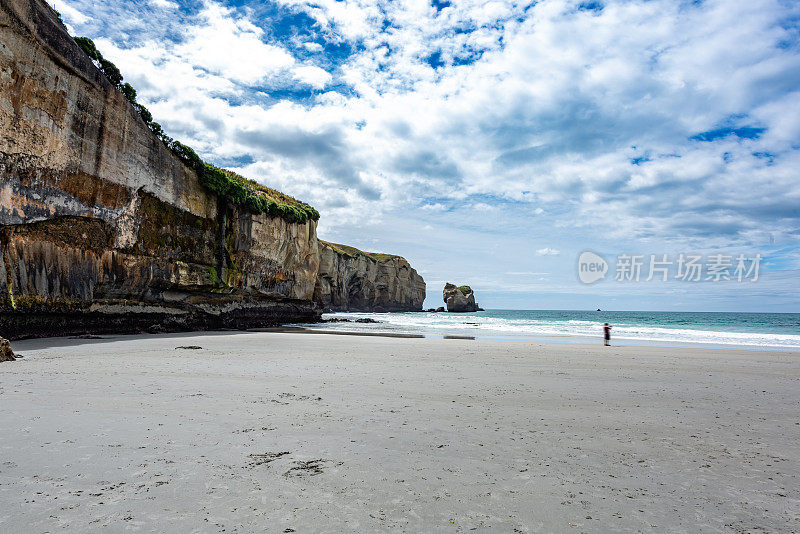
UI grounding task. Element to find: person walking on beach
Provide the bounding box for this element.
[603,323,611,346]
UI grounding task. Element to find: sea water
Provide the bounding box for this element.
[302,310,800,350]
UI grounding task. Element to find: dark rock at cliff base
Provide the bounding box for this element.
[436,307,445,312]
[0,337,16,362]
[1,299,321,340]
[323,317,380,324]
[443,283,480,313]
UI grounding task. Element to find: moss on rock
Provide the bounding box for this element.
[322,241,408,265]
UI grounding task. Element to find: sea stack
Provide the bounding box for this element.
[443,283,480,312]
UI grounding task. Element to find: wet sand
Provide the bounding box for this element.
[1,332,799,532]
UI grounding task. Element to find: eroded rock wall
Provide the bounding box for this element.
[0,0,320,338]
[314,241,426,312]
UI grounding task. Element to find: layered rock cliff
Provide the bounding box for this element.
[314,241,425,312]
[0,0,423,338]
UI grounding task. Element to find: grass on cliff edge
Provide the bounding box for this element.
[71,35,319,225]
[322,241,409,265]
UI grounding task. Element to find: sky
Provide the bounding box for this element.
[52,0,800,311]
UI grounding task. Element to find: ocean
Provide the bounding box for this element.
[302,310,800,350]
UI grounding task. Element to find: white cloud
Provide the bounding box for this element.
[536,248,561,256]
[50,0,91,24]
[303,42,324,52]
[293,65,332,89]
[175,3,294,85]
[149,0,177,8]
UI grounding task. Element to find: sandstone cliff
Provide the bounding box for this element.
[443,283,479,312]
[0,0,424,339]
[314,241,425,312]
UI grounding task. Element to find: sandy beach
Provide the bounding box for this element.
[1,332,799,533]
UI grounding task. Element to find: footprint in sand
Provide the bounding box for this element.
[247,451,290,467]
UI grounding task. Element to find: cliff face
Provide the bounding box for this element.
[314,241,426,312]
[0,0,320,337]
[0,0,427,338]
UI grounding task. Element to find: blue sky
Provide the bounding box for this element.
[53,0,800,311]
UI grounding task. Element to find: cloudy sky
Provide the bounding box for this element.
[54,0,800,311]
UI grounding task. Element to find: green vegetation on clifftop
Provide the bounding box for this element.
[170,143,319,224]
[72,36,319,225]
[323,241,408,265]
